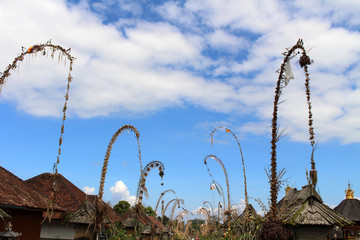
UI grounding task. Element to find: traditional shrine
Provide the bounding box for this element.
[277,158,352,240]
[334,184,360,239]
[278,183,352,240]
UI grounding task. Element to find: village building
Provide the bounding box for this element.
[278,184,352,240]
[117,209,170,240]
[25,172,113,240]
[1,166,169,240]
[227,203,263,239]
[334,184,360,239]
[0,166,64,240]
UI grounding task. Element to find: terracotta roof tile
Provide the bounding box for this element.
[0,166,51,210]
[25,173,87,213]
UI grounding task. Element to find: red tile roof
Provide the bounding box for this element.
[0,166,51,210]
[26,172,121,224]
[25,173,87,213]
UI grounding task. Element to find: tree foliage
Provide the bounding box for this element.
[113,200,131,215]
[144,205,155,216]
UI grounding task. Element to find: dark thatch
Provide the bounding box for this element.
[334,198,360,223]
[118,210,169,235]
[278,185,352,227]
[232,204,262,224]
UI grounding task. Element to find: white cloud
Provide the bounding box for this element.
[231,199,247,214]
[83,186,96,195]
[110,180,136,206]
[1,0,360,143]
[156,1,195,26]
[207,29,249,52]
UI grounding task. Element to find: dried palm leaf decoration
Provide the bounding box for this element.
[136,160,165,205]
[98,124,142,199]
[93,124,142,234]
[268,38,315,222]
[0,40,76,221]
[203,154,231,225]
[211,127,249,214]
[155,189,176,215]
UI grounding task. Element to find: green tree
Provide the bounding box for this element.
[157,215,170,226]
[113,200,130,215]
[144,205,155,216]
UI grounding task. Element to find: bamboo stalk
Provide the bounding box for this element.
[0,40,76,221]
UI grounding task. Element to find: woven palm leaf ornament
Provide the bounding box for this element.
[208,180,226,223]
[209,180,226,222]
[0,40,76,221]
[175,210,190,236]
[211,127,249,214]
[268,38,316,221]
[98,124,143,200]
[203,200,214,217]
[154,189,176,215]
[94,124,142,234]
[170,198,185,221]
[161,198,184,224]
[197,207,211,235]
[203,154,231,225]
[136,160,165,205]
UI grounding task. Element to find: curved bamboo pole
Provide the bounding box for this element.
[184,221,193,238]
[212,180,226,221]
[98,124,142,199]
[175,210,189,238]
[204,155,231,219]
[203,201,214,217]
[211,127,249,208]
[197,207,211,235]
[94,125,142,236]
[170,199,184,221]
[0,41,76,221]
[162,198,183,224]
[155,189,176,215]
[218,201,222,225]
[269,38,315,221]
[198,207,211,224]
[136,160,165,205]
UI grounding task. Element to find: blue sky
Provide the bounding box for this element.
[1,0,360,218]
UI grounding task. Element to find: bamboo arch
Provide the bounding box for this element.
[0,40,76,220]
[211,127,249,208]
[92,124,142,235]
[162,198,184,224]
[136,160,165,205]
[155,189,176,215]
[203,201,214,216]
[98,124,142,199]
[268,38,316,221]
[204,154,231,218]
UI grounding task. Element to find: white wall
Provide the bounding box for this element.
[40,221,75,240]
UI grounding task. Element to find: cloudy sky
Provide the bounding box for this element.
[1,0,360,218]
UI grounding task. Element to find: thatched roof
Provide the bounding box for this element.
[278,185,352,227]
[232,204,262,224]
[220,203,262,229]
[118,210,169,234]
[66,197,119,224]
[334,198,360,222]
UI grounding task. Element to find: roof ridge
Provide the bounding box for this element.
[0,166,56,210]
